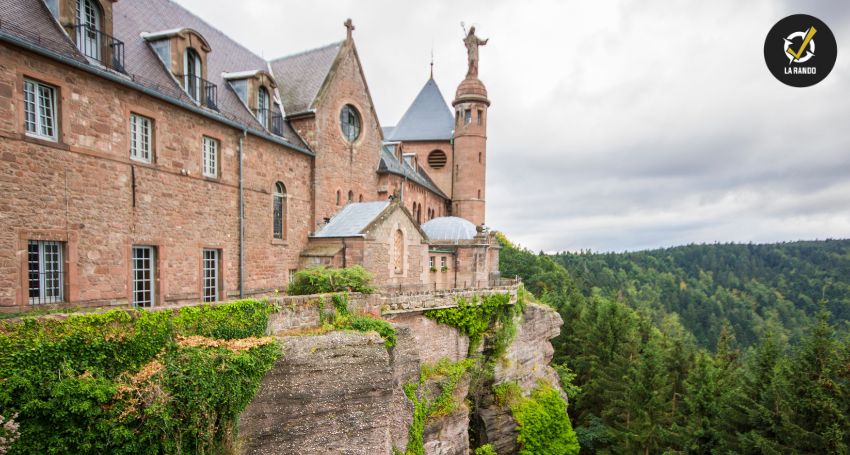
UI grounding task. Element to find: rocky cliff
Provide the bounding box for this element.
[237,301,565,454]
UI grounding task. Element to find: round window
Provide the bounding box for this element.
[427,150,447,169]
[340,104,361,142]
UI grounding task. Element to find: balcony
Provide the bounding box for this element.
[254,109,284,136]
[73,24,125,72]
[179,74,218,110]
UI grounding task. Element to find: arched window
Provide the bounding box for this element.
[273,182,286,239]
[393,229,404,274]
[184,48,202,102]
[336,190,341,206]
[257,86,270,128]
[347,190,354,203]
[359,194,363,202]
[340,104,361,142]
[76,0,101,60]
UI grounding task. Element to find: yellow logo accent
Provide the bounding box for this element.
[785,26,817,63]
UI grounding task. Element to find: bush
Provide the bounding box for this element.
[512,383,580,455]
[474,444,497,455]
[287,266,375,295]
[423,293,517,354]
[0,300,280,454]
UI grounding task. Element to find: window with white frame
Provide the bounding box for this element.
[429,256,435,269]
[132,246,156,308]
[129,113,153,163]
[273,182,286,239]
[202,249,219,302]
[202,136,218,177]
[28,240,64,304]
[24,79,57,141]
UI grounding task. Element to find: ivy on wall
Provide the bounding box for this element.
[0,300,280,454]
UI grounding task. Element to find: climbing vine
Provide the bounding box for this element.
[0,300,280,454]
[324,293,397,348]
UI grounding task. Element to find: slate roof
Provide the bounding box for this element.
[378,145,448,199]
[312,201,391,238]
[270,42,343,116]
[387,78,454,141]
[0,0,308,150]
[422,217,478,241]
[113,0,305,146]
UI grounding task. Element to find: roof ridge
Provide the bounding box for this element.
[270,40,344,63]
[157,0,265,63]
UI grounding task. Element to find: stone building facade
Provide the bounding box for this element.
[0,0,499,310]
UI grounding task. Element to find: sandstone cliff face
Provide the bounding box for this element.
[237,302,565,455]
[476,303,565,453]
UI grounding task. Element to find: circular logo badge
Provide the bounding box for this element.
[764,14,837,87]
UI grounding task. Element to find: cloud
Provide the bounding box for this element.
[174,0,850,252]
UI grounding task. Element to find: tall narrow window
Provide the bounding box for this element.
[477,109,483,125]
[340,104,361,142]
[202,136,218,177]
[273,182,286,240]
[347,190,354,203]
[28,240,64,304]
[184,48,202,102]
[129,113,153,163]
[393,229,404,274]
[202,249,219,302]
[132,246,155,308]
[24,79,57,141]
[336,190,341,206]
[359,194,363,202]
[75,0,101,60]
[257,87,270,128]
[463,109,472,125]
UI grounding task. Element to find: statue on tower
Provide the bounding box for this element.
[463,26,488,78]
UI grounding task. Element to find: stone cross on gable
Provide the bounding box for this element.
[344,18,355,41]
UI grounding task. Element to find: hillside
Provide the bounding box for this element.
[497,235,850,454]
[552,239,850,348]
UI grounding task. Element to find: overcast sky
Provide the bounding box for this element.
[175,0,850,252]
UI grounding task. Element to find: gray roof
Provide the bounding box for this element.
[422,217,478,241]
[0,0,308,151]
[270,42,343,116]
[312,201,391,238]
[378,145,448,198]
[387,78,454,141]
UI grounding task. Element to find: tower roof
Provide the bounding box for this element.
[387,78,454,141]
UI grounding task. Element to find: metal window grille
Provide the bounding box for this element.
[130,113,152,162]
[202,136,218,177]
[132,246,155,307]
[28,240,64,304]
[23,79,57,140]
[202,249,219,302]
[273,182,286,240]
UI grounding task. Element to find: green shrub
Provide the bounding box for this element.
[401,358,474,454]
[287,266,375,295]
[423,293,517,354]
[323,293,396,348]
[474,444,498,455]
[512,383,580,455]
[0,300,280,454]
[493,381,523,408]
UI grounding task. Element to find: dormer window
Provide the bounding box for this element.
[184,48,202,101]
[257,86,270,128]
[142,28,215,108]
[223,70,282,135]
[76,0,101,59]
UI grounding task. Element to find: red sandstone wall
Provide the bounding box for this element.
[0,44,311,308]
[398,140,453,197]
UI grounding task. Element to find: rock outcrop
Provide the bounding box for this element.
[237,301,565,455]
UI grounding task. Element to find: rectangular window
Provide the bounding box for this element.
[477,109,483,125]
[429,256,435,269]
[132,246,156,308]
[441,256,447,269]
[130,113,153,163]
[24,79,57,141]
[202,136,218,177]
[27,240,64,304]
[463,109,471,125]
[202,249,219,302]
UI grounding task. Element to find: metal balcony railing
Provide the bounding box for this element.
[73,24,125,72]
[254,108,284,136]
[179,74,218,110]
